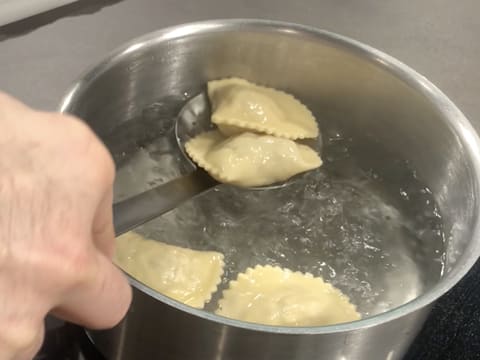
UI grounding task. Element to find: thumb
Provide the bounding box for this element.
[51,247,132,329]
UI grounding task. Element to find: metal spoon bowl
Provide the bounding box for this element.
[113,92,301,235]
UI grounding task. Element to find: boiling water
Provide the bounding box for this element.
[111,99,446,318]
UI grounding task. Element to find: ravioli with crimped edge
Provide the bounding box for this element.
[208,78,319,140]
[215,265,360,326]
[114,232,224,309]
[185,130,322,187]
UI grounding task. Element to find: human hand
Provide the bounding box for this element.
[0,93,132,360]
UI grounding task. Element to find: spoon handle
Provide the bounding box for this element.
[113,169,217,236]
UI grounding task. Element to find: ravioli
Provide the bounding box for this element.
[208,78,319,139]
[114,232,224,308]
[216,265,361,326]
[185,130,322,187]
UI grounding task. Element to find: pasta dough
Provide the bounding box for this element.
[185,130,322,187]
[216,265,361,326]
[208,78,319,140]
[114,232,224,308]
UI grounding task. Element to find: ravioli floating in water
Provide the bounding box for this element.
[114,232,224,308]
[208,78,319,140]
[185,130,322,187]
[216,265,361,326]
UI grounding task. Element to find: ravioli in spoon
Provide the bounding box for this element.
[186,78,322,187]
[208,78,319,140]
[186,130,321,187]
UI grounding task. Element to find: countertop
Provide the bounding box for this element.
[1,1,479,359]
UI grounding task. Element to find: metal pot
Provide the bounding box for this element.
[59,20,480,360]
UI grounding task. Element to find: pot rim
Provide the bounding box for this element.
[59,18,480,335]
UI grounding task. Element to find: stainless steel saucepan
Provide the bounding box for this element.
[59,19,480,360]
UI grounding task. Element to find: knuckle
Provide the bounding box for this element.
[96,145,116,185]
[44,240,94,289]
[47,112,115,186]
[62,247,95,286]
[64,115,115,185]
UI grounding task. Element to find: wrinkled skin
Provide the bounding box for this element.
[0,93,132,360]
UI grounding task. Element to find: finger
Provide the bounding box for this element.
[0,92,30,115]
[92,187,116,258]
[51,249,132,329]
[0,92,29,107]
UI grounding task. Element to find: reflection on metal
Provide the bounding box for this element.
[123,42,147,56]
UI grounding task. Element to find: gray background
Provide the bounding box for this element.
[0,0,479,132]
